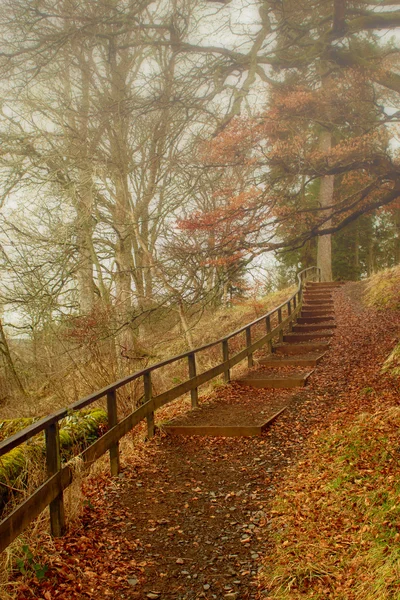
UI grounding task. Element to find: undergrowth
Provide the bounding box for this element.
[363,266,400,378]
[382,344,400,378]
[1,286,296,421]
[363,265,400,311]
[0,286,297,598]
[260,407,400,600]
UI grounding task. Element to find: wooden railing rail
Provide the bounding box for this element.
[0,266,320,552]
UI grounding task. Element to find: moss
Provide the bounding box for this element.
[0,408,108,511]
[59,408,108,457]
[0,418,38,443]
[0,444,44,507]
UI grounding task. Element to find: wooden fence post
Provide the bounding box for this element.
[45,422,65,537]
[278,307,283,342]
[188,352,198,408]
[246,326,253,368]
[222,339,230,383]
[287,300,292,331]
[107,389,120,476]
[144,372,155,438]
[266,314,272,353]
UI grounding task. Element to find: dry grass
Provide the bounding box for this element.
[2,286,296,422]
[363,266,400,311]
[0,285,297,599]
[362,266,400,379]
[259,407,400,600]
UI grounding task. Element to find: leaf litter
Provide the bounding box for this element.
[9,283,400,600]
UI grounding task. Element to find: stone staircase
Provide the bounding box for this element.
[237,281,343,389]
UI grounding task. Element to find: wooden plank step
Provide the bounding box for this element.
[303,301,334,307]
[304,290,333,295]
[258,352,327,367]
[274,341,330,355]
[301,304,335,313]
[293,323,336,332]
[306,282,344,288]
[283,332,333,342]
[300,308,335,317]
[303,296,333,302]
[297,316,335,324]
[163,408,287,437]
[301,311,335,318]
[237,370,313,389]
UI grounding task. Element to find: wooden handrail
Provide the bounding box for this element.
[0,266,320,552]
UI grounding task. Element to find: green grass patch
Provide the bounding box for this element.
[260,407,400,599]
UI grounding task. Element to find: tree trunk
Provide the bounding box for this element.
[177,301,195,350]
[75,176,96,314]
[394,208,400,265]
[317,128,334,282]
[0,317,26,397]
[114,176,138,361]
[367,235,375,275]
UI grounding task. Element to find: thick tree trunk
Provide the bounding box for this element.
[317,129,334,282]
[367,237,375,275]
[394,208,400,265]
[106,41,140,364]
[114,177,138,361]
[63,50,97,315]
[354,220,360,271]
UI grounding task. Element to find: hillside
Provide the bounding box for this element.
[2,277,399,600]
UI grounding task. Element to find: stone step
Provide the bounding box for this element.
[258,352,327,367]
[274,341,331,355]
[293,323,336,332]
[237,370,313,389]
[297,316,335,324]
[283,332,334,342]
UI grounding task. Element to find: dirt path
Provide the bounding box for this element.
[17,284,400,600]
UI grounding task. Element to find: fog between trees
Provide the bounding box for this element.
[0,0,398,409]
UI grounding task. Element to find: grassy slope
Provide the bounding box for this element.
[261,409,400,599]
[364,266,400,378]
[260,270,400,600]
